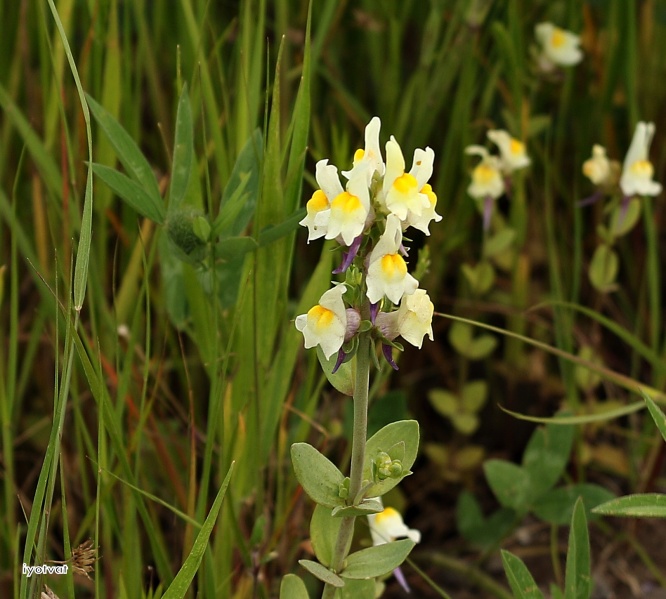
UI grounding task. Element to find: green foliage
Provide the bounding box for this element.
[462,420,612,550]
[299,559,345,588]
[161,464,234,599]
[501,498,592,599]
[363,421,419,497]
[449,321,498,360]
[429,381,488,435]
[280,574,311,599]
[290,443,346,508]
[564,499,591,599]
[588,243,619,293]
[341,539,416,580]
[501,550,544,599]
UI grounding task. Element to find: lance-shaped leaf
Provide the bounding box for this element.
[168,85,194,212]
[291,443,345,507]
[501,550,544,599]
[592,493,666,518]
[86,93,163,219]
[92,164,165,224]
[341,539,415,580]
[564,498,591,599]
[299,560,344,587]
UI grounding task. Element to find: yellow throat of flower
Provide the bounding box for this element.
[392,173,418,195]
[630,159,654,178]
[509,138,525,156]
[307,305,335,330]
[473,163,499,184]
[332,191,363,213]
[307,189,329,213]
[551,28,566,48]
[380,254,408,279]
[375,507,399,524]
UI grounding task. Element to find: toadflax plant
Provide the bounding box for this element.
[281,118,441,599]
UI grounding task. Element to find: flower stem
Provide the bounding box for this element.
[321,334,371,599]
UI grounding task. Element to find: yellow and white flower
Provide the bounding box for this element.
[343,116,385,185]
[487,129,530,173]
[368,504,421,547]
[366,215,419,304]
[325,166,372,246]
[295,285,347,359]
[396,290,434,348]
[582,144,614,186]
[403,148,442,234]
[299,159,344,242]
[619,122,662,198]
[465,146,504,200]
[535,22,583,70]
[381,137,431,222]
[375,289,434,349]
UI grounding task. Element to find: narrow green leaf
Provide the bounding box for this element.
[643,391,666,444]
[214,236,258,261]
[500,550,544,599]
[92,163,165,224]
[299,560,345,587]
[168,84,194,211]
[341,539,415,580]
[280,574,310,599]
[291,443,345,507]
[0,82,63,197]
[86,93,163,207]
[162,463,234,599]
[215,129,263,236]
[257,207,306,247]
[74,171,93,311]
[592,493,666,518]
[564,498,591,599]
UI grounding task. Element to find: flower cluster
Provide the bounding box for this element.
[465,129,530,231]
[296,117,441,368]
[582,122,662,204]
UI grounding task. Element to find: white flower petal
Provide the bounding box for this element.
[487,129,530,173]
[368,504,421,547]
[315,159,344,202]
[295,285,347,359]
[366,215,418,304]
[535,22,582,67]
[620,122,661,197]
[467,154,504,200]
[397,290,434,348]
[582,144,612,186]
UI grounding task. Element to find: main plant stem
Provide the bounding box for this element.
[321,334,371,599]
